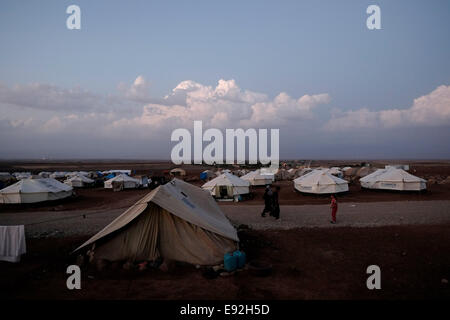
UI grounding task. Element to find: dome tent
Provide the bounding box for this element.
[170,168,186,176]
[241,169,273,186]
[200,170,216,180]
[202,172,249,199]
[64,174,95,188]
[104,174,141,189]
[0,178,73,204]
[360,168,426,191]
[74,179,238,266]
[294,169,349,194]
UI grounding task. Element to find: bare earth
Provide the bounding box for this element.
[0,160,449,299]
[1,201,450,238]
[221,201,450,230]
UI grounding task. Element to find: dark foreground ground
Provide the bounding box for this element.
[1,225,449,300]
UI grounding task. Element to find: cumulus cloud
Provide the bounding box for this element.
[325,85,450,131]
[112,79,330,131]
[117,75,152,102]
[1,77,449,159]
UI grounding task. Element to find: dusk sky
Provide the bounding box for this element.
[1,0,449,159]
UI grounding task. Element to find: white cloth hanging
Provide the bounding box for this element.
[0,225,26,262]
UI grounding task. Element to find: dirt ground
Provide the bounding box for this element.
[0,187,150,213]
[0,225,449,300]
[0,160,449,300]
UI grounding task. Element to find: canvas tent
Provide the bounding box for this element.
[50,172,67,180]
[75,179,238,266]
[12,172,31,180]
[64,174,95,188]
[102,170,132,176]
[65,171,89,178]
[170,168,186,176]
[385,164,410,171]
[294,169,349,194]
[104,174,141,189]
[343,167,356,177]
[200,170,215,180]
[0,173,13,182]
[356,167,374,178]
[241,169,273,186]
[202,173,250,199]
[38,172,51,178]
[0,178,73,204]
[360,168,426,191]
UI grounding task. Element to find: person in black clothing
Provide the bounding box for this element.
[261,185,273,217]
[272,185,280,219]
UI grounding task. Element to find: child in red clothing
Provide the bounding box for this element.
[330,195,338,224]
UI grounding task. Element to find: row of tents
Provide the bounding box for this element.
[0,167,427,204]
[294,167,426,194]
[0,173,148,204]
[199,167,427,200]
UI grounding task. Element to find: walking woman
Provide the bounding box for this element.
[272,185,280,220]
[261,185,273,217]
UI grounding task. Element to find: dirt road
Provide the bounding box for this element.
[1,200,449,238]
[221,200,450,230]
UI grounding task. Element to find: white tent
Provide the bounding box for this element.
[64,174,95,188]
[50,172,68,179]
[326,167,342,175]
[360,168,426,191]
[385,164,410,171]
[102,170,132,176]
[202,172,250,199]
[38,172,51,178]
[75,179,238,266]
[12,172,31,180]
[200,170,216,180]
[241,169,273,186]
[294,169,349,194]
[104,174,141,189]
[0,178,73,204]
[0,172,13,182]
[170,168,186,176]
[65,171,90,178]
[294,168,313,179]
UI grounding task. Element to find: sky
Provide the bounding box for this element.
[0,0,449,160]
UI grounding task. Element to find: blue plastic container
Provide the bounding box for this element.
[224,252,237,272]
[233,250,246,269]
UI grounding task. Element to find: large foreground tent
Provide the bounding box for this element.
[294,169,349,194]
[75,179,238,265]
[360,168,426,191]
[0,178,73,204]
[202,173,250,199]
[104,174,141,189]
[241,169,273,186]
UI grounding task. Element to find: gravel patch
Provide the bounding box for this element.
[0,200,449,237]
[221,200,450,230]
